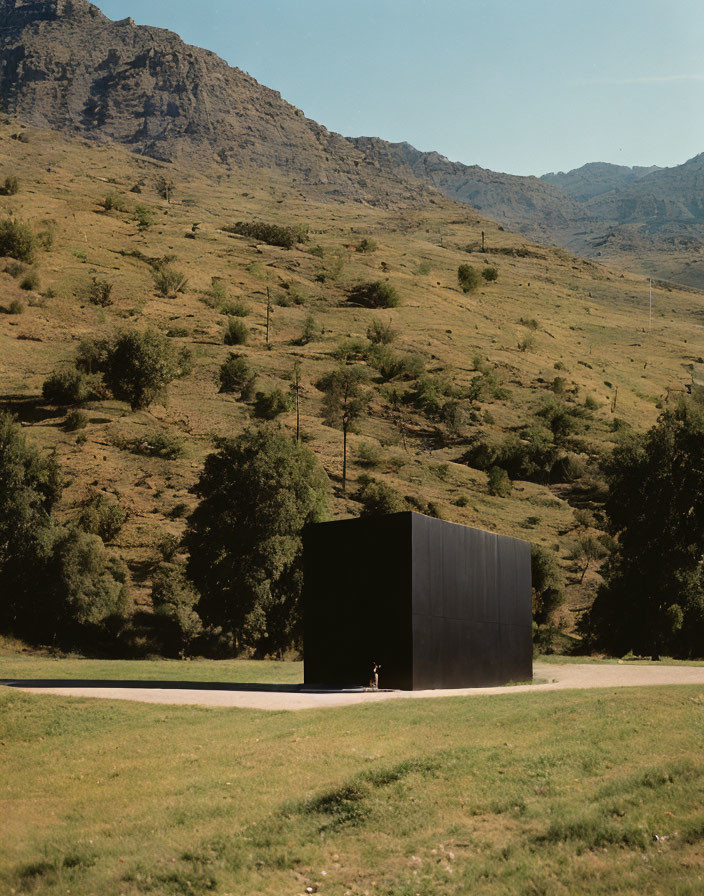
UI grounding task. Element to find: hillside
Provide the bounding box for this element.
[2,0,704,291]
[1,116,702,647]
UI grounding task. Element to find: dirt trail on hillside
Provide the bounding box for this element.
[3,662,704,711]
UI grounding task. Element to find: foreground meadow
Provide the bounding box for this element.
[2,661,704,895]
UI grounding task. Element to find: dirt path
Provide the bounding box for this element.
[3,662,704,711]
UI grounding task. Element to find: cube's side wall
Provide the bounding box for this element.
[303,514,413,689]
[411,515,532,689]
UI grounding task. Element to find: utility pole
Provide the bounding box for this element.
[649,279,653,331]
[266,286,272,346]
[481,231,485,253]
[291,360,302,443]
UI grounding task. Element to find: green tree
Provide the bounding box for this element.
[91,329,192,410]
[318,364,370,493]
[218,353,255,398]
[583,401,704,657]
[0,413,61,634]
[151,562,202,656]
[0,415,127,645]
[184,428,329,652]
[531,544,565,651]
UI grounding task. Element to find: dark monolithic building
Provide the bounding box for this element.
[303,512,532,690]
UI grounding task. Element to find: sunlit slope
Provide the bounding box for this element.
[1,119,701,628]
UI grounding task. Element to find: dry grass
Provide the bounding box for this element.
[1,119,701,629]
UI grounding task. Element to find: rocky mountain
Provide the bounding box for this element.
[0,0,425,205]
[542,162,661,202]
[1,0,704,284]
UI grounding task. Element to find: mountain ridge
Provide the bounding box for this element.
[1,0,704,284]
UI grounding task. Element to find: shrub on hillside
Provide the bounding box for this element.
[127,429,186,459]
[367,317,397,345]
[63,410,88,432]
[348,280,400,309]
[253,388,293,420]
[219,354,256,398]
[153,265,187,297]
[88,277,114,307]
[78,493,127,542]
[43,369,90,406]
[222,221,308,249]
[457,264,480,293]
[102,193,127,212]
[0,218,36,263]
[357,476,407,516]
[224,317,249,346]
[1,176,19,196]
[487,466,512,497]
[299,314,322,345]
[356,237,378,253]
[482,266,499,282]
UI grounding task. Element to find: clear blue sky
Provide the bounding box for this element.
[97,0,704,176]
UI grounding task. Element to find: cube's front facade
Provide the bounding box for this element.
[303,512,532,690]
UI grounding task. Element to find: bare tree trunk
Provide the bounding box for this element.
[342,425,347,494]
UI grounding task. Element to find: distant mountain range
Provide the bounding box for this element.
[2,0,704,284]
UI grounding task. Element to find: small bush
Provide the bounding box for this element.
[458,264,480,293]
[518,334,536,352]
[521,317,540,330]
[253,388,293,420]
[348,280,400,309]
[357,476,407,516]
[8,299,24,314]
[0,218,36,262]
[356,441,383,468]
[218,353,256,398]
[153,265,187,297]
[157,534,181,562]
[584,394,599,410]
[482,266,499,282]
[219,299,250,317]
[4,261,26,278]
[203,276,227,306]
[453,495,470,507]
[88,277,114,306]
[222,220,307,249]
[223,318,249,346]
[128,429,186,459]
[2,175,19,195]
[166,326,189,338]
[367,317,397,345]
[64,409,88,432]
[78,493,126,541]
[103,193,126,212]
[356,237,378,253]
[19,270,39,291]
[43,369,89,406]
[134,205,154,230]
[299,313,322,345]
[488,466,512,497]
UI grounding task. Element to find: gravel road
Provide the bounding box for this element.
[3,661,704,711]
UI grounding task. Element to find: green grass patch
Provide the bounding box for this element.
[2,679,704,894]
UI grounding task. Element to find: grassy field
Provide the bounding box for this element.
[2,668,704,896]
[0,654,303,684]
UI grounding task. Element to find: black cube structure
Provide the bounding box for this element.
[303,512,532,690]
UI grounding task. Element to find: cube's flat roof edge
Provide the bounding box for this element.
[304,512,531,549]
